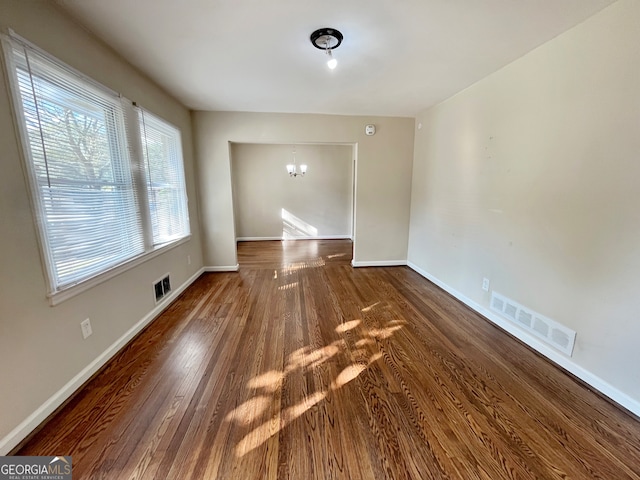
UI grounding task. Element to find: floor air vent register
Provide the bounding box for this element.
[490,291,576,356]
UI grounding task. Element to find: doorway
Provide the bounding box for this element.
[230,142,356,262]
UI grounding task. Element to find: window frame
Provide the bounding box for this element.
[2,31,191,306]
[139,108,191,246]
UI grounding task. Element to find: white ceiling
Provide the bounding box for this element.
[55,0,615,117]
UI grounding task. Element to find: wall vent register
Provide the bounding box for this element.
[154,274,171,303]
[490,291,576,356]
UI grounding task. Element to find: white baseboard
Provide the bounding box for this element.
[407,261,640,418]
[204,264,239,272]
[237,236,352,241]
[236,237,282,241]
[352,260,407,267]
[0,267,205,456]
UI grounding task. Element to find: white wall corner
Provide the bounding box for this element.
[406,261,640,419]
[0,267,205,456]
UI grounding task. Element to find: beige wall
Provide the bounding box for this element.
[193,111,415,267]
[0,0,203,451]
[408,0,640,406]
[231,143,353,239]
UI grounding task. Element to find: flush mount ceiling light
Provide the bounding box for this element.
[310,28,343,70]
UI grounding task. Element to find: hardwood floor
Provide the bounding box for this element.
[17,239,640,479]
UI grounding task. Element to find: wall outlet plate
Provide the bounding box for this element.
[81,318,92,339]
[482,278,490,292]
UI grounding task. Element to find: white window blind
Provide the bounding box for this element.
[139,109,190,245]
[3,34,191,299]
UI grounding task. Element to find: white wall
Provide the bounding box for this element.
[193,112,415,268]
[0,0,204,452]
[231,143,353,240]
[408,0,640,411]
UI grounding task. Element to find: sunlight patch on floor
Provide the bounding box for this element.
[332,364,367,389]
[246,370,284,393]
[278,281,299,291]
[231,319,405,457]
[361,301,381,312]
[335,319,361,333]
[368,325,404,340]
[224,396,271,427]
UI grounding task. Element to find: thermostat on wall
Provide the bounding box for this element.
[365,124,376,136]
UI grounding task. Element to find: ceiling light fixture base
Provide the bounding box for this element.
[310,28,343,51]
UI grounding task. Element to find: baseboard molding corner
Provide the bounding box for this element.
[0,267,204,456]
[352,259,407,268]
[406,261,640,418]
[204,264,239,272]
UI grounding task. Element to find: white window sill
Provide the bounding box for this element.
[47,235,192,306]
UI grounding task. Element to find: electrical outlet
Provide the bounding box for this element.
[187,255,191,265]
[81,318,92,339]
[482,278,490,292]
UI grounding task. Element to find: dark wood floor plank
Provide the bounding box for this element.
[15,239,640,479]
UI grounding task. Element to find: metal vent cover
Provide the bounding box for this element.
[153,273,172,304]
[490,291,576,356]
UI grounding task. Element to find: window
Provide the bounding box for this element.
[3,34,190,302]
[139,109,190,245]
